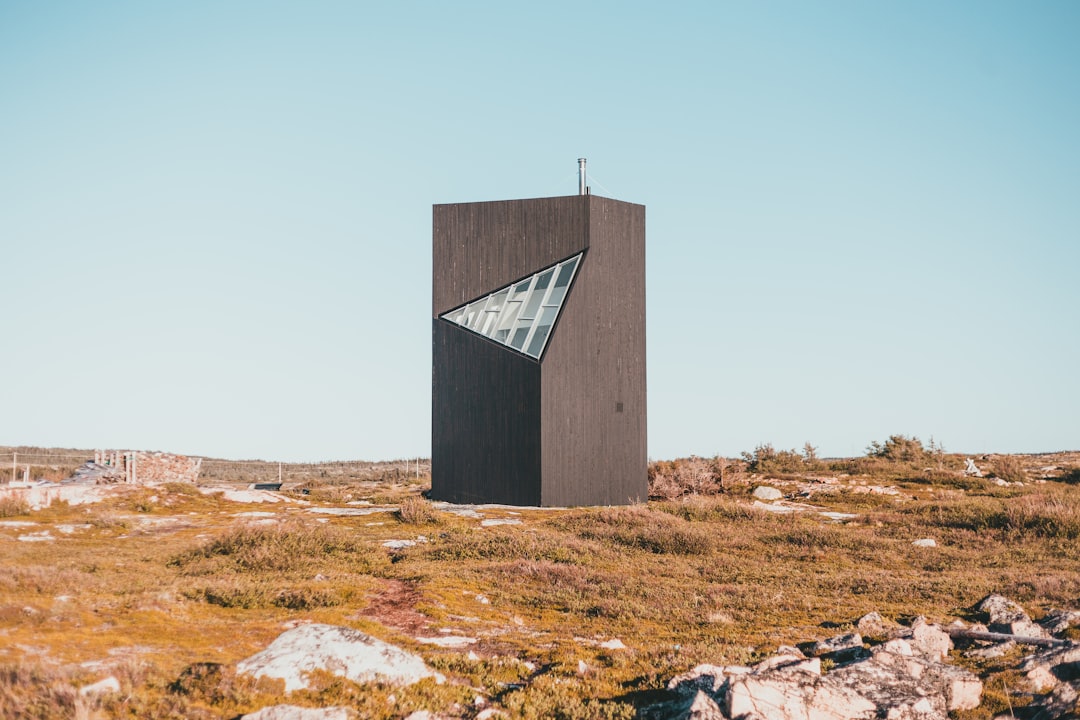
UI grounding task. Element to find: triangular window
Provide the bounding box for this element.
[440,254,582,359]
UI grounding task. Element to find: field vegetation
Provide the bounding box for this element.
[0,440,1078,718]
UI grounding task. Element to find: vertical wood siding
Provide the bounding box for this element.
[433,197,589,316]
[431,194,646,507]
[540,196,647,506]
[430,320,542,505]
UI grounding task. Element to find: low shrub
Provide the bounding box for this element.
[396,496,440,525]
[991,456,1027,484]
[648,456,747,499]
[741,443,814,474]
[866,435,929,463]
[0,493,30,518]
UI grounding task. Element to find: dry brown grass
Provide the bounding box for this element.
[0,448,1078,718]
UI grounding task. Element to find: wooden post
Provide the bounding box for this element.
[12,452,16,484]
[23,466,29,483]
[278,462,282,484]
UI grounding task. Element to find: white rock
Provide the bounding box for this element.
[1018,644,1080,691]
[476,709,507,720]
[751,500,796,514]
[236,624,443,692]
[414,636,476,647]
[725,673,875,720]
[599,638,627,650]
[382,539,416,549]
[17,531,54,542]
[241,706,354,720]
[79,676,120,697]
[911,538,937,547]
[577,659,590,675]
[480,518,522,527]
[908,621,952,662]
[752,486,783,501]
[977,594,1047,638]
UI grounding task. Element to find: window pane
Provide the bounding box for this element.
[494,299,523,343]
[439,252,582,359]
[526,305,559,357]
[554,258,577,287]
[521,269,554,320]
[510,279,531,301]
[510,326,530,350]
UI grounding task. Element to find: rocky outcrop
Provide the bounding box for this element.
[241,706,356,720]
[236,624,444,692]
[644,620,982,720]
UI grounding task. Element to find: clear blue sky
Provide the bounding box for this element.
[2,1,1077,462]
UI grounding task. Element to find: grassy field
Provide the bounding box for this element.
[0,441,1078,719]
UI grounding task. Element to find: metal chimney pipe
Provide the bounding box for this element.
[578,158,587,195]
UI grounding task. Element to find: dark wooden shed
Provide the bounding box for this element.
[431,193,646,506]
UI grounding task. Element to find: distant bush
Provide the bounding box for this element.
[648,455,748,499]
[991,456,1027,484]
[866,435,929,463]
[396,496,440,525]
[0,493,30,518]
[741,443,819,474]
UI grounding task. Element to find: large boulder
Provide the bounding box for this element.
[976,594,1047,638]
[236,624,444,692]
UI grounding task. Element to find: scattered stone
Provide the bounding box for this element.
[751,501,795,514]
[414,636,476,647]
[55,524,91,534]
[382,539,416,549]
[599,638,627,650]
[808,633,866,663]
[856,612,886,636]
[977,594,1048,638]
[577,659,590,676]
[480,518,522,527]
[911,538,937,547]
[17,531,54,542]
[240,706,355,720]
[1018,643,1080,691]
[752,486,783,501]
[963,458,983,477]
[78,676,120,697]
[1028,680,1080,720]
[818,511,857,522]
[475,709,507,720]
[648,617,982,720]
[908,619,952,662]
[964,641,1016,659]
[236,623,444,692]
[1040,609,1080,636]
